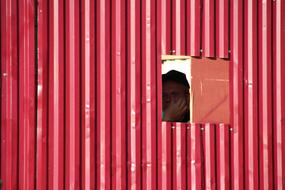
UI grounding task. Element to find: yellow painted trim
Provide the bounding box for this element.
[161,55,191,61]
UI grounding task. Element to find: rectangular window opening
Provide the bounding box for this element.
[161,55,230,124]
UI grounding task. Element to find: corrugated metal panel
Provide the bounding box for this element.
[203,123,216,189]
[259,0,274,189]
[48,0,65,189]
[81,0,96,189]
[172,123,187,189]
[216,0,229,58]
[230,0,244,189]
[1,0,285,189]
[187,123,203,189]
[172,0,186,55]
[216,124,230,190]
[158,123,231,189]
[18,0,36,189]
[203,0,215,57]
[187,0,202,56]
[244,0,259,189]
[141,0,157,189]
[127,0,141,189]
[157,122,172,190]
[96,0,111,189]
[160,0,171,55]
[111,0,127,189]
[0,0,18,189]
[65,0,81,189]
[37,0,48,189]
[273,0,285,189]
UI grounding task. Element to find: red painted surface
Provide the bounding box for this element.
[36,0,48,189]
[203,0,215,57]
[216,0,229,58]
[203,124,216,189]
[273,0,285,189]
[187,0,202,56]
[65,1,81,189]
[48,0,65,189]
[160,0,171,55]
[158,122,172,190]
[0,0,18,189]
[111,0,127,189]
[172,123,187,190]
[18,0,36,189]
[172,0,186,55]
[259,1,274,189]
[230,0,244,189]
[216,124,230,190]
[127,0,141,189]
[244,0,259,189]
[81,0,96,189]
[1,0,285,189]
[141,0,157,189]
[96,0,111,189]
[188,123,203,190]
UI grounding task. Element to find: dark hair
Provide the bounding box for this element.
[162,70,190,89]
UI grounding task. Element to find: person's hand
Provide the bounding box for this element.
[163,98,188,121]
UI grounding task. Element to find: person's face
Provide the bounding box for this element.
[162,81,190,111]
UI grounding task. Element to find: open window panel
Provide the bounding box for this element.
[161,55,230,124]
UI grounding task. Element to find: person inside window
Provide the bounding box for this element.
[162,70,190,122]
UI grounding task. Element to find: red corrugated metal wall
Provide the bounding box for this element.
[1,0,285,189]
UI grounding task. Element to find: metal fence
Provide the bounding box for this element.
[1,0,285,189]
